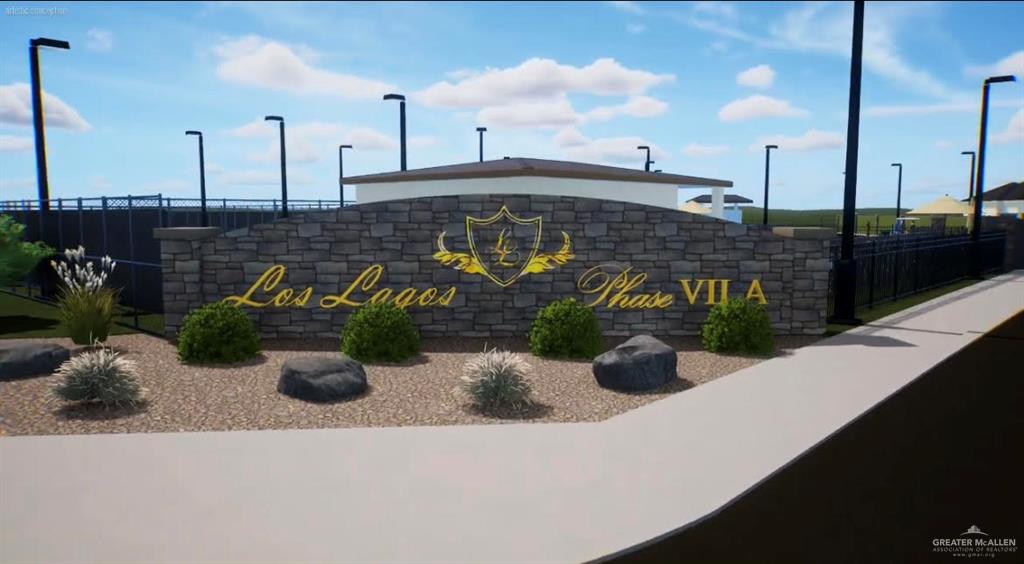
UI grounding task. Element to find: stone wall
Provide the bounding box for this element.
[156,195,832,339]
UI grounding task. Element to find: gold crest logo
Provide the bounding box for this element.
[433,206,574,287]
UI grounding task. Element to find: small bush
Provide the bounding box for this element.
[529,298,603,359]
[57,287,117,345]
[53,344,143,409]
[460,349,533,412]
[0,214,53,286]
[177,301,261,364]
[341,302,420,363]
[701,298,774,356]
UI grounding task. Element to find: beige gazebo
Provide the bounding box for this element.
[679,200,711,215]
[908,195,972,232]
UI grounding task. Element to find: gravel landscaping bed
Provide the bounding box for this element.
[0,334,820,436]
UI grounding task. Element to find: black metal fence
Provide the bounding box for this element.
[826,231,1007,320]
[2,195,352,329]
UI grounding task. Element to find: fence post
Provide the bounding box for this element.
[56,198,64,251]
[100,196,109,256]
[157,193,165,228]
[222,197,227,229]
[892,239,900,301]
[127,195,139,329]
[77,197,84,246]
[868,239,876,308]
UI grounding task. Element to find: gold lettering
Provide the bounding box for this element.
[392,288,418,309]
[680,279,706,305]
[223,264,287,307]
[272,288,295,307]
[437,287,457,306]
[745,279,767,304]
[320,265,383,308]
[417,288,438,306]
[293,287,313,307]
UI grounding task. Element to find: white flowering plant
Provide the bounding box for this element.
[50,245,116,295]
[50,246,119,344]
[458,348,534,413]
[52,341,144,409]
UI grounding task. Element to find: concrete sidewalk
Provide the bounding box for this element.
[2,272,1022,563]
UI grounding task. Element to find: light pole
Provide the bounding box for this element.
[762,144,778,225]
[383,93,407,170]
[264,115,288,218]
[185,130,207,226]
[339,144,353,206]
[637,145,651,171]
[29,37,70,211]
[970,74,1017,277]
[476,127,487,162]
[960,150,976,202]
[833,0,865,325]
[891,162,903,222]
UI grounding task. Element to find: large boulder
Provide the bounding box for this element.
[593,335,677,392]
[278,356,367,402]
[0,343,71,381]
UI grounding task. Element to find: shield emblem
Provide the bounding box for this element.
[465,206,543,287]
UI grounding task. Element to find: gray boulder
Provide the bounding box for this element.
[0,343,71,381]
[278,356,367,402]
[593,335,677,392]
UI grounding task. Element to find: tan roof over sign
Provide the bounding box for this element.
[341,157,733,187]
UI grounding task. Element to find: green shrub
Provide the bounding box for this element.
[57,287,117,345]
[341,302,420,363]
[701,298,774,355]
[529,297,603,359]
[177,301,261,364]
[53,344,143,409]
[460,349,533,412]
[0,214,53,287]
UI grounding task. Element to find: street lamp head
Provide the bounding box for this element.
[636,145,650,150]
[476,127,487,132]
[961,150,975,156]
[891,162,901,167]
[185,130,202,136]
[985,75,1017,84]
[383,93,406,101]
[264,115,283,122]
[339,144,353,149]
[31,37,70,50]
[765,144,778,150]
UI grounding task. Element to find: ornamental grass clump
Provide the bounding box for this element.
[50,245,118,344]
[700,298,775,356]
[340,302,420,363]
[52,343,143,409]
[529,297,603,359]
[177,301,261,364]
[460,348,534,412]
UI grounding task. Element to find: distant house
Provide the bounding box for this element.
[962,181,1024,216]
[343,158,735,218]
[687,194,754,223]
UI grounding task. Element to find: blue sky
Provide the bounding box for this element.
[1,0,1021,210]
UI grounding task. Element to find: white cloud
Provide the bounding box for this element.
[966,50,1024,78]
[0,83,91,131]
[626,23,646,34]
[212,35,395,99]
[736,64,775,89]
[230,119,397,164]
[85,29,113,52]
[554,128,666,165]
[992,108,1024,144]
[607,1,644,15]
[478,99,579,129]
[0,134,32,152]
[718,94,808,122]
[864,98,1022,117]
[584,95,669,122]
[682,142,730,158]
[416,57,674,108]
[693,2,737,19]
[751,129,844,152]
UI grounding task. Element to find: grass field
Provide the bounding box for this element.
[0,290,164,339]
[739,206,968,233]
